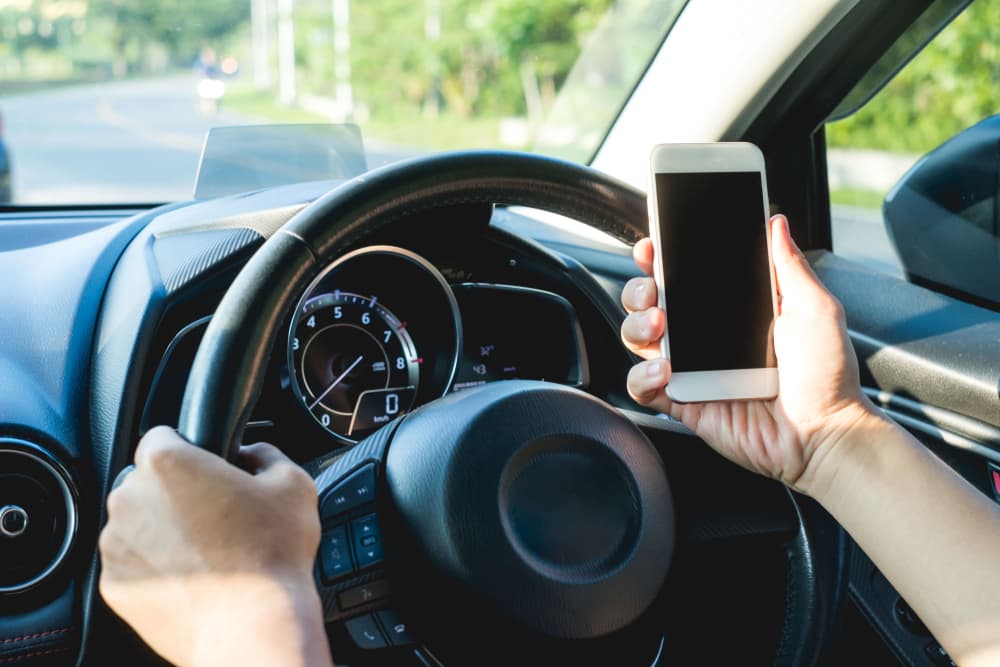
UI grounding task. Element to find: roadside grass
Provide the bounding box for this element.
[222,84,519,151]
[221,85,329,124]
[364,116,510,151]
[829,187,885,210]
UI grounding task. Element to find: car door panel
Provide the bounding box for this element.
[813,249,1000,667]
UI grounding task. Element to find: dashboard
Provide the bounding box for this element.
[1,152,999,667]
[0,173,817,666]
[77,183,644,475]
[139,239,594,458]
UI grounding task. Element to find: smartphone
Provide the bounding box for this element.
[648,142,778,402]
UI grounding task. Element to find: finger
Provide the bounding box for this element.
[770,215,826,302]
[239,442,293,474]
[621,307,665,354]
[133,426,198,472]
[239,443,313,495]
[621,276,658,313]
[633,238,655,277]
[626,358,675,413]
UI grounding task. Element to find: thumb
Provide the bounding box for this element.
[770,214,825,302]
[239,442,293,474]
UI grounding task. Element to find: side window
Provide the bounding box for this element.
[825,2,1000,309]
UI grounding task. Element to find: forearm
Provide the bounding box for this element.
[809,411,1000,666]
[192,575,333,667]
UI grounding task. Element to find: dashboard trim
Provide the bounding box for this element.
[450,282,590,392]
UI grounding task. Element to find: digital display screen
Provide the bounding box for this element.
[654,171,774,372]
[451,285,585,391]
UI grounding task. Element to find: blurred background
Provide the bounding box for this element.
[0,0,675,203]
[0,0,995,217]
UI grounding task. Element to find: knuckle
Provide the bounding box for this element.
[818,292,845,320]
[105,487,124,517]
[621,313,645,342]
[97,573,112,602]
[143,444,179,473]
[628,385,654,407]
[135,427,193,473]
[97,525,120,560]
[622,277,656,309]
[272,463,315,499]
[619,320,634,344]
[830,298,846,321]
[626,365,650,397]
[622,277,642,301]
[98,573,123,610]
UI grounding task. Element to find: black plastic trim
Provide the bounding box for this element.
[812,251,1000,430]
[0,439,79,596]
[865,388,1000,464]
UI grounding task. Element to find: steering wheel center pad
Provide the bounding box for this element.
[385,380,674,639]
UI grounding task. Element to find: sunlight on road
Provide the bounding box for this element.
[2,77,222,203]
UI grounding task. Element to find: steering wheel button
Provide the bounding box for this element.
[321,464,377,519]
[351,514,384,567]
[338,579,390,610]
[344,614,388,650]
[376,609,415,646]
[319,526,354,582]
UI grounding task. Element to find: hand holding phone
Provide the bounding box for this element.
[622,191,871,489]
[647,142,778,402]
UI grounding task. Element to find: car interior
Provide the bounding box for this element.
[1,0,997,665]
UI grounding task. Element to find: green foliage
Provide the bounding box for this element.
[89,0,251,66]
[829,187,886,211]
[1,0,678,158]
[828,1,1000,154]
[0,0,251,77]
[319,0,614,120]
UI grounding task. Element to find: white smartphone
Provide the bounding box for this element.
[647,142,778,402]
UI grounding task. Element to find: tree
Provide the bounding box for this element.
[87,0,251,72]
[828,1,1000,154]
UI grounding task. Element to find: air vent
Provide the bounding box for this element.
[0,439,78,595]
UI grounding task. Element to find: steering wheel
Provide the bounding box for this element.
[174,151,844,666]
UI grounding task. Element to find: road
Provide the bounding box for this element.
[1,76,414,204]
[2,76,226,203]
[831,205,904,278]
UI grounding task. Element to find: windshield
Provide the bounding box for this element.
[0,0,683,204]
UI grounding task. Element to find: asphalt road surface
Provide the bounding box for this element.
[1,76,414,205]
[3,77,223,203]
[830,204,904,278]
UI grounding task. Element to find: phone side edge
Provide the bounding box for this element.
[647,147,671,370]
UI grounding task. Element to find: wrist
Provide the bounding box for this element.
[792,399,894,501]
[192,573,331,667]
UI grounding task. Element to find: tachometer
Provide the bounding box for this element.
[290,291,419,440]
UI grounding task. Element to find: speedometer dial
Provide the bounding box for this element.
[286,245,461,448]
[290,291,419,441]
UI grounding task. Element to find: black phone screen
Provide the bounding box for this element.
[654,171,774,372]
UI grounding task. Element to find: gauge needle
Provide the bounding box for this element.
[309,355,363,410]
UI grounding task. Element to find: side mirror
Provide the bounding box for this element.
[884,115,1000,307]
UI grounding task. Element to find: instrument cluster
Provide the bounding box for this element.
[285,245,588,447]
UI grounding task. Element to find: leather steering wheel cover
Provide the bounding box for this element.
[174,149,839,666]
[177,151,646,457]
